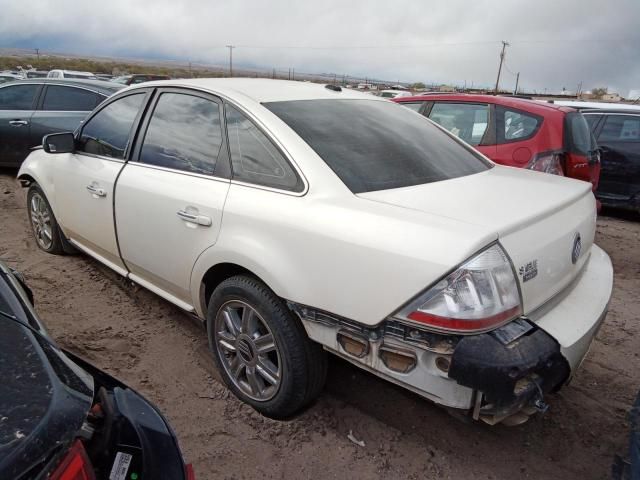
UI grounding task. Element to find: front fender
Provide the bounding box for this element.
[17,149,60,218]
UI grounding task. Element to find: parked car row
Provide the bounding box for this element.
[394,94,640,213]
[0,78,124,166]
[14,79,613,427]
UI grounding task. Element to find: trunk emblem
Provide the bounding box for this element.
[518,260,538,283]
[571,233,582,264]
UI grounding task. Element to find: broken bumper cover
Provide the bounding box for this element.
[448,322,570,423]
[294,245,612,424]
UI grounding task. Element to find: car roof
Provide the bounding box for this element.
[553,100,640,112]
[581,108,640,115]
[395,93,574,115]
[127,78,383,104]
[2,78,124,95]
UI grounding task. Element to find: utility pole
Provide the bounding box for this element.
[292,68,295,81]
[188,62,192,78]
[226,45,235,77]
[514,72,520,95]
[494,40,509,94]
[34,48,40,60]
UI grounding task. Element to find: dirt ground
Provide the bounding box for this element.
[1,169,639,480]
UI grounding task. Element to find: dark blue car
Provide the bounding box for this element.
[582,109,640,213]
[0,78,123,167]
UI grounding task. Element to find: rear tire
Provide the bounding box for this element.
[27,184,68,255]
[207,275,326,419]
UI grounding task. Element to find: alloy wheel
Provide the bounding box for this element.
[29,192,54,250]
[215,300,282,401]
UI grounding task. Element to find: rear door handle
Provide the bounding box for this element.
[86,184,107,197]
[9,120,28,127]
[177,209,212,227]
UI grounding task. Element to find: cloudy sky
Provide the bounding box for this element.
[1,0,638,96]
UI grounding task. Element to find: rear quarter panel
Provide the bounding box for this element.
[494,110,565,168]
[190,184,495,324]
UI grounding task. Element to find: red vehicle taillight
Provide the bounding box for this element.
[185,463,196,480]
[565,151,601,191]
[526,151,564,176]
[49,440,96,480]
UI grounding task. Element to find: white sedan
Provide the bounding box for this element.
[18,79,613,425]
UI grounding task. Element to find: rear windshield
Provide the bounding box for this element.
[565,112,597,155]
[264,99,491,193]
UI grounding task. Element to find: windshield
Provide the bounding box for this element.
[565,112,597,155]
[380,91,396,98]
[264,99,491,193]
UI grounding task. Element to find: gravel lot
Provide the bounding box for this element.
[1,169,639,480]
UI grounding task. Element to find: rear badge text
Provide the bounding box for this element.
[519,260,538,283]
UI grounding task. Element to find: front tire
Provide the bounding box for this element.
[27,184,66,255]
[207,275,326,419]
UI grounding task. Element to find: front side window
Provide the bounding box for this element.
[42,86,102,111]
[599,115,640,142]
[428,102,489,145]
[226,105,302,191]
[139,92,223,175]
[0,84,39,110]
[265,99,490,194]
[77,93,145,159]
[503,109,539,141]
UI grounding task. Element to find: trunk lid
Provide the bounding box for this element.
[358,166,596,314]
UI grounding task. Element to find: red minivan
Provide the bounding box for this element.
[394,94,601,190]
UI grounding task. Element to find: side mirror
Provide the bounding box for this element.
[43,132,75,154]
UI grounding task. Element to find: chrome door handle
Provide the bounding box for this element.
[86,185,107,197]
[9,120,28,127]
[177,209,212,227]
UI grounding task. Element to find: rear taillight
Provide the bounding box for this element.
[185,464,196,480]
[394,244,522,334]
[526,151,564,176]
[49,440,96,480]
[565,151,601,190]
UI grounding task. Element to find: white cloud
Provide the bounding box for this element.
[1,0,638,93]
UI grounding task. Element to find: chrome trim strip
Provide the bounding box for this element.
[123,161,232,184]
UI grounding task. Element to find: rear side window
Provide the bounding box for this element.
[139,92,223,175]
[502,109,539,141]
[598,115,640,142]
[226,105,303,191]
[265,99,490,194]
[42,86,102,111]
[77,93,145,159]
[565,112,597,155]
[429,102,489,145]
[399,102,423,112]
[0,84,39,110]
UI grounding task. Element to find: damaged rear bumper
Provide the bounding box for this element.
[293,244,612,425]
